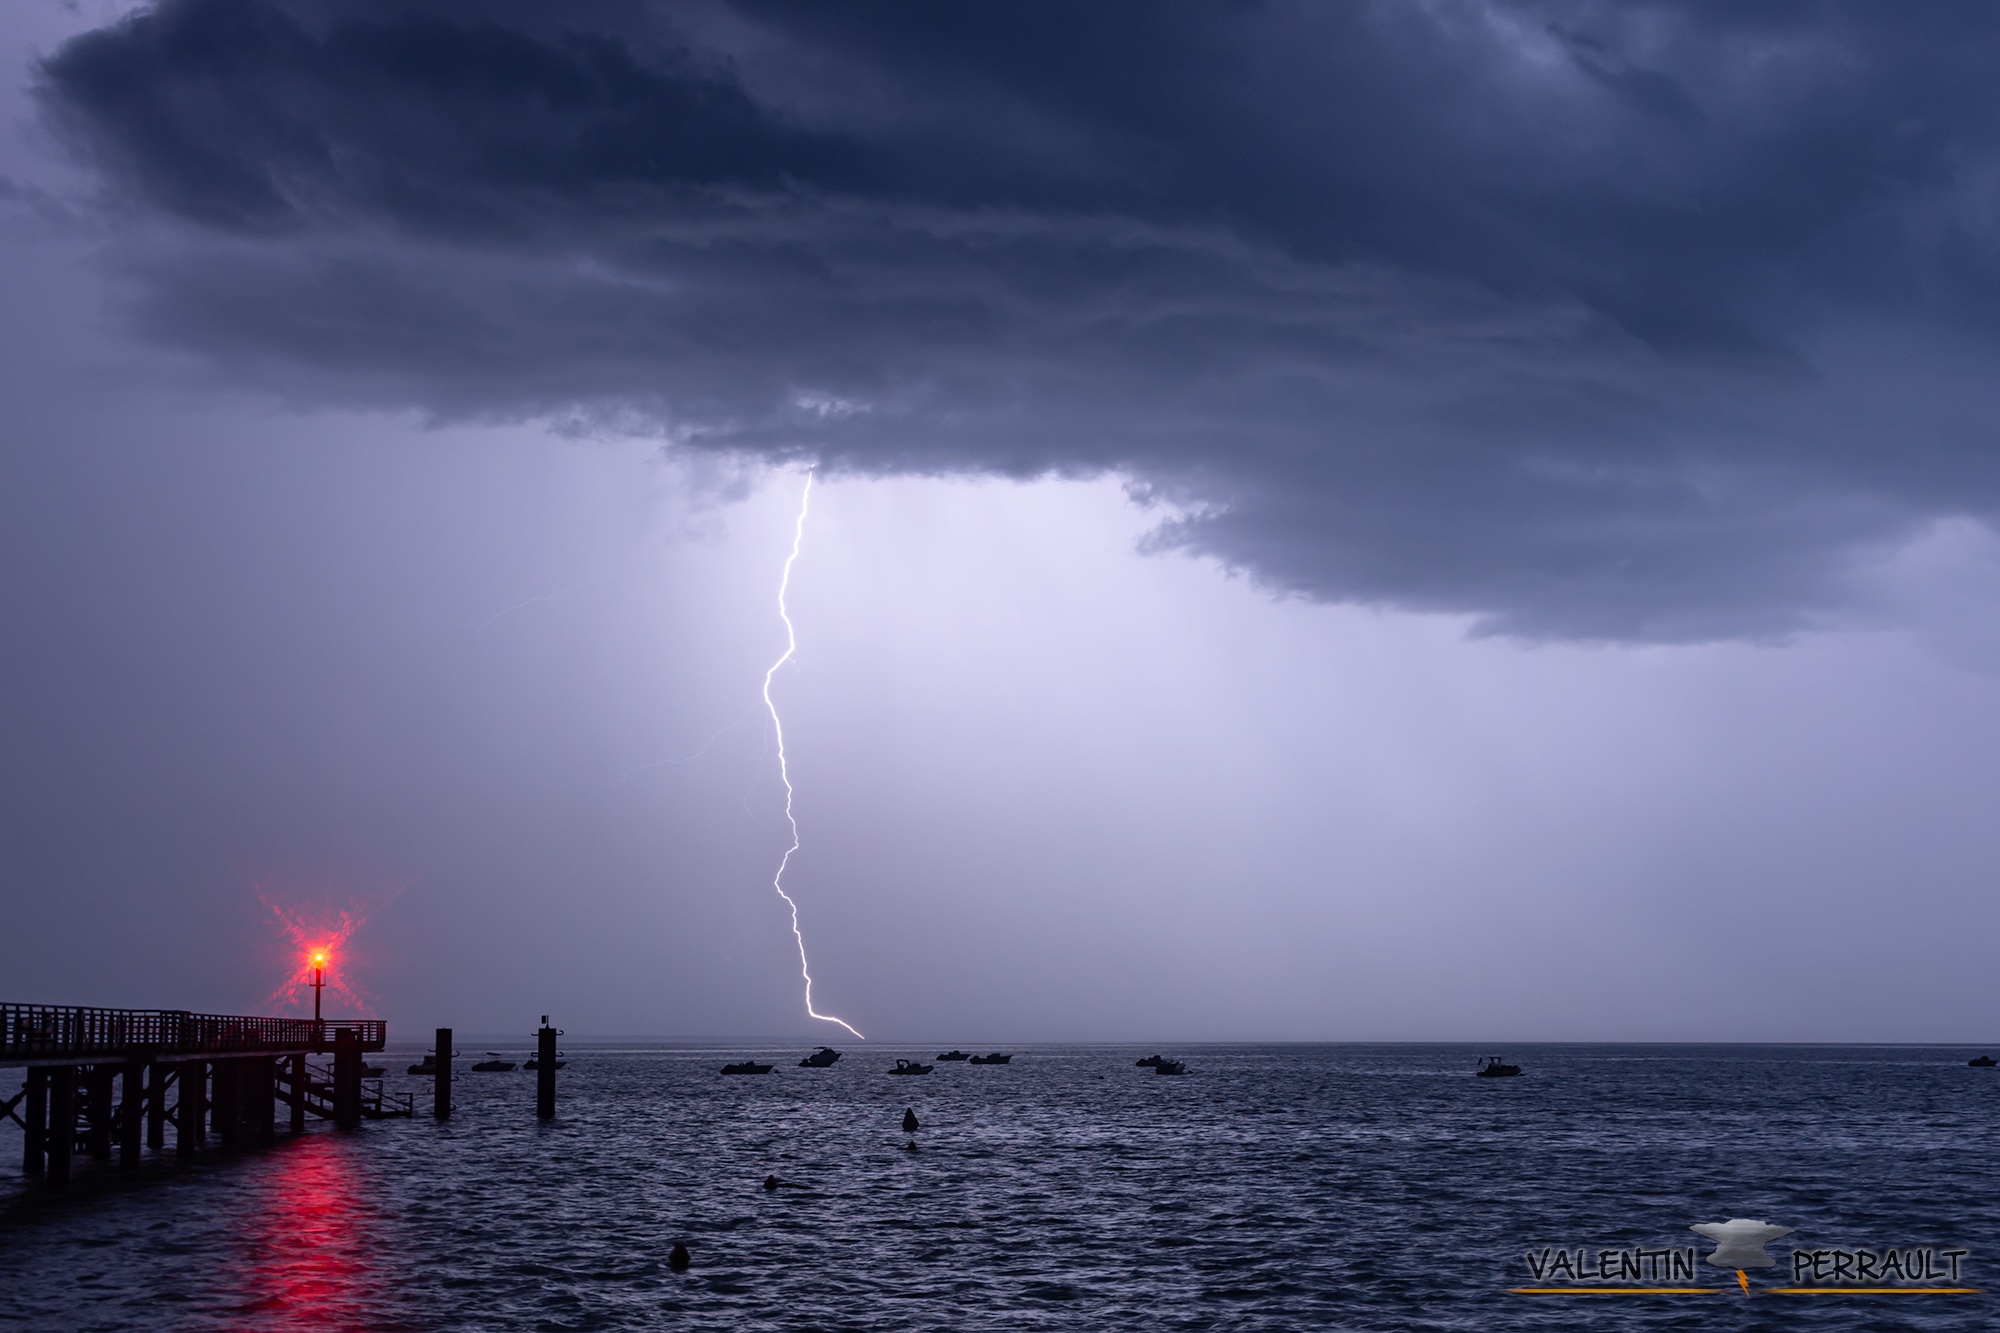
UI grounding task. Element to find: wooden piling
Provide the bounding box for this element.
[22,1068,46,1177]
[146,1063,168,1150]
[536,1017,557,1121]
[214,1060,240,1150]
[86,1066,114,1161]
[333,1027,362,1129]
[47,1066,74,1188]
[287,1054,306,1134]
[120,1058,145,1170]
[238,1060,260,1144]
[178,1060,205,1157]
[434,1027,452,1121]
[252,1058,277,1145]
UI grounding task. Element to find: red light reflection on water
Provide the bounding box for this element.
[227,1137,379,1329]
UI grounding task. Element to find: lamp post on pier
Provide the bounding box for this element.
[311,952,327,1025]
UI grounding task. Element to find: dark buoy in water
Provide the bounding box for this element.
[904,1138,918,1152]
[669,1242,691,1272]
[763,1174,780,1191]
[902,1107,919,1133]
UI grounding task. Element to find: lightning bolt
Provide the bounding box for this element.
[762,471,864,1040]
[1735,1269,1750,1297]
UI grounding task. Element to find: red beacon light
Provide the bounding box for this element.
[309,950,329,1022]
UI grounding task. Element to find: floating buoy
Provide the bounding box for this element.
[763,1174,780,1191]
[902,1107,919,1133]
[904,1138,918,1152]
[669,1242,691,1272]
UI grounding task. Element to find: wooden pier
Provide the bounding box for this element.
[2,1001,411,1189]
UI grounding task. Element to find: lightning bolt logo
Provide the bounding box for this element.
[763,471,864,1039]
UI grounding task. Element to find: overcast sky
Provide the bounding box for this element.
[6,1,2000,1042]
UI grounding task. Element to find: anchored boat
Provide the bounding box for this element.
[889,1059,934,1075]
[471,1052,516,1072]
[968,1052,1013,1065]
[799,1047,843,1068]
[721,1061,773,1075]
[1475,1056,1522,1078]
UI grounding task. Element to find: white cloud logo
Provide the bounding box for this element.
[1691,1219,1794,1269]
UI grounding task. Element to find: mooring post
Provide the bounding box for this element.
[119,1058,145,1170]
[22,1068,47,1178]
[536,1016,557,1121]
[178,1060,205,1157]
[47,1066,74,1189]
[334,1027,361,1129]
[288,1054,306,1134]
[146,1064,167,1151]
[435,1027,452,1121]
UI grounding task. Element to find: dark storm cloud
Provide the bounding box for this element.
[34,0,2000,637]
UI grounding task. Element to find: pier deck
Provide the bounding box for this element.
[2,1000,410,1190]
[2,1002,383,1064]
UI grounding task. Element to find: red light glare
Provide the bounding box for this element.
[257,888,372,1016]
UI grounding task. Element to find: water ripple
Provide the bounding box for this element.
[2,1044,1996,1330]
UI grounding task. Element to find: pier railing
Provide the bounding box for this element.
[1,1002,385,1063]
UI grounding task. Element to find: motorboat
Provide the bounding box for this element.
[406,1053,441,1076]
[799,1047,843,1068]
[968,1052,1013,1065]
[721,1061,773,1075]
[889,1059,934,1075]
[937,1050,972,1061]
[1971,1055,1997,1067]
[1135,1055,1168,1067]
[360,1063,386,1078]
[472,1053,516,1072]
[1475,1056,1522,1078]
[524,1052,566,1070]
[1153,1060,1187,1076]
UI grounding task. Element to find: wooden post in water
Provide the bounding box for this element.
[22,1068,46,1178]
[434,1028,452,1121]
[213,1060,240,1149]
[333,1027,362,1129]
[253,1058,277,1145]
[536,1016,557,1121]
[146,1064,167,1151]
[288,1054,307,1134]
[87,1066,114,1161]
[178,1060,205,1157]
[47,1066,74,1188]
[119,1058,145,1170]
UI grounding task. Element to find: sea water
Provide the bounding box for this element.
[2,1044,1996,1330]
